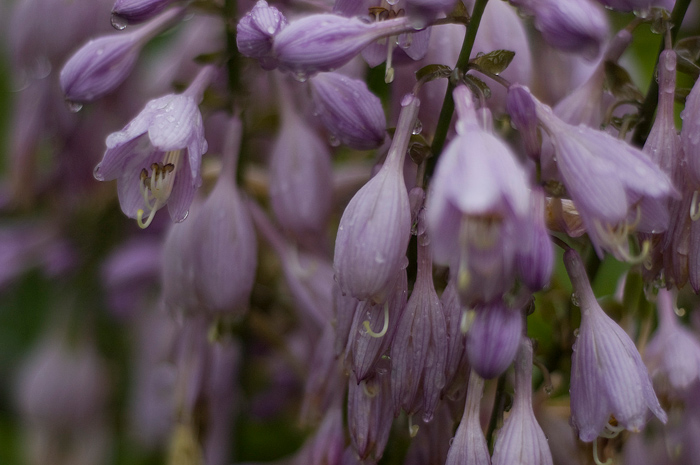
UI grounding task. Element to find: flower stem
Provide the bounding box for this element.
[631,0,692,147]
[426,0,489,178]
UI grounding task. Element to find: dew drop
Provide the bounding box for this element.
[573,328,580,337]
[412,119,423,135]
[329,135,341,147]
[386,0,398,5]
[293,72,308,83]
[176,210,189,223]
[544,385,553,396]
[66,100,83,113]
[110,13,128,30]
[400,256,409,269]
[570,292,579,307]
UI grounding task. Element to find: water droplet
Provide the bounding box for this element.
[96,48,104,56]
[66,100,83,113]
[110,13,128,30]
[573,328,580,337]
[267,26,276,35]
[386,0,398,5]
[544,385,553,396]
[176,210,189,223]
[570,292,579,307]
[293,72,308,83]
[400,256,409,269]
[374,254,386,264]
[329,135,341,147]
[412,119,422,135]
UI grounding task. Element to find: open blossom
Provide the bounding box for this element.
[94,65,215,228]
[565,249,667,442]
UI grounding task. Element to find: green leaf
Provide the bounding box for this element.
[675,36,700,63]
[470,50,515,76]
[447,0,470,24]
[415,64,453,83]
[676,54,700,79]
[603,61,644,102]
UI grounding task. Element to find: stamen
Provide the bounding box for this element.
[363,301,389,338]
[408,414,419,437]
[135,150,182,229]
[592,213,650,264]
[460,309,475,334]
[385,37,396,83]
[691,191,700,221]
[600,422,624,438]
[136,206,159,229]
[592,438,612,465]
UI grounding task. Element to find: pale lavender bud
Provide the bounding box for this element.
[646,50,680,178]
[644,289,700,393]
[111,0,176,26]
[507,84,540,161]
[236,0,288,70]
[445,371,491,465]
[564,249,667,442]
[531,87,678,260]
[466,300,523,379]
[60,6,184,102]
[390,237,447,422]
[189,117,257,317]
[441,280,469,399]
[681,59,700,187]
[348,372,394,461]
[272,14,413,78]
[333,94,418,302]
[516,188,554,291]
[492,338,553,465]
[309,72,386,150]
[270,96,333,239]
[94,65,214,228]
[334,282,361,356]
[513,0,608,59]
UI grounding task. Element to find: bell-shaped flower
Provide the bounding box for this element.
[564,248,667,442]
[111,0,176,26]
[189,117,258,317]
[492,338,553,465]
[445,370,491,465]
[94,65,215,228]
[426,85,532,305]
[465,299,523,379]
[644,288,700,394]
[511,0,608,59]
[60,6,184,102]
[236,0,288,70]
[348,371,394,462]
[270,83,333,241]
[272,13,414,78]
[333,94,418,302]
[390,234,447,422]
[524,85,678,260]
[309,72,386,150]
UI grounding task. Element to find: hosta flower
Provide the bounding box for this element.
[681,55,700,189]
[564,249,667,442]
[94,65,215,228]
[515,189,554,291]
[492,338,553,465]
[333,94,418,302]
[111,0,176,26]
[445,370,491,465]
[348,371,394,461]
[236,0,288,70]
[60,6,184,102]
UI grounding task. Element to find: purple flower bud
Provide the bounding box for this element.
[516,188,554,291]
[348,372,394,461]
[492,338,553,465]
[272,13,413,78]
[60,6,183,102]
[646,50,680,179]
[681,57,700,187]
[531,87,678,260]
[390,238,447,422]
[111,0,176,26]
[334,281,361,356]
[188,118,257,317]
[445,371,491,465]
[236,0,288,70]
[466,300,523,379]
[507,84,540,161]
[644,289,700,394]
[94,65,214,227]
[309,72,386,150]
[441,280,469,399]
[269,96,333,239]
[564,249,667,442]
[333,94,418,302]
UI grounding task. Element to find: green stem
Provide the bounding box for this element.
[426,0,489,179]
[631,0,692,147]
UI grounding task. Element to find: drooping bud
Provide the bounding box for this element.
[333,94,418,302]
[111,0,176,26]
[445,370,491,465]
[492,338,553,465]
[681,54,700,188]
[441,280,469,399]
[516,188,554,291]
[348,372,394,462]
[564,248,667,442]
[507,84,541,161]
[236,0,288,70]
[309,72,386,150]
[60,6,184,102]
[465,299,523,379]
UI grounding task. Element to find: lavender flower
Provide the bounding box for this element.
[333,94,418,302]
[445,371,491,465]
[564,248,667,442]
[111,0,176,26]
[60,6,184,102]
[94,65,215,228]
[681,57,700,188]
[644,288,700,393]
[236,0,288,70]
[516,188,554,292]
[272,13,413,78]
[441,280,469,398]
[465,300,523,379]
[309,72,386,150]
[348,372,394,462]
[492,338,553,465]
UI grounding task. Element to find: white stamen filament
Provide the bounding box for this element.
[408,414,419,437]
[592,206,649,264]
[690,190,700,221]
[363,301,389,338]
[137,150,181,229]
[592,438,612,465]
